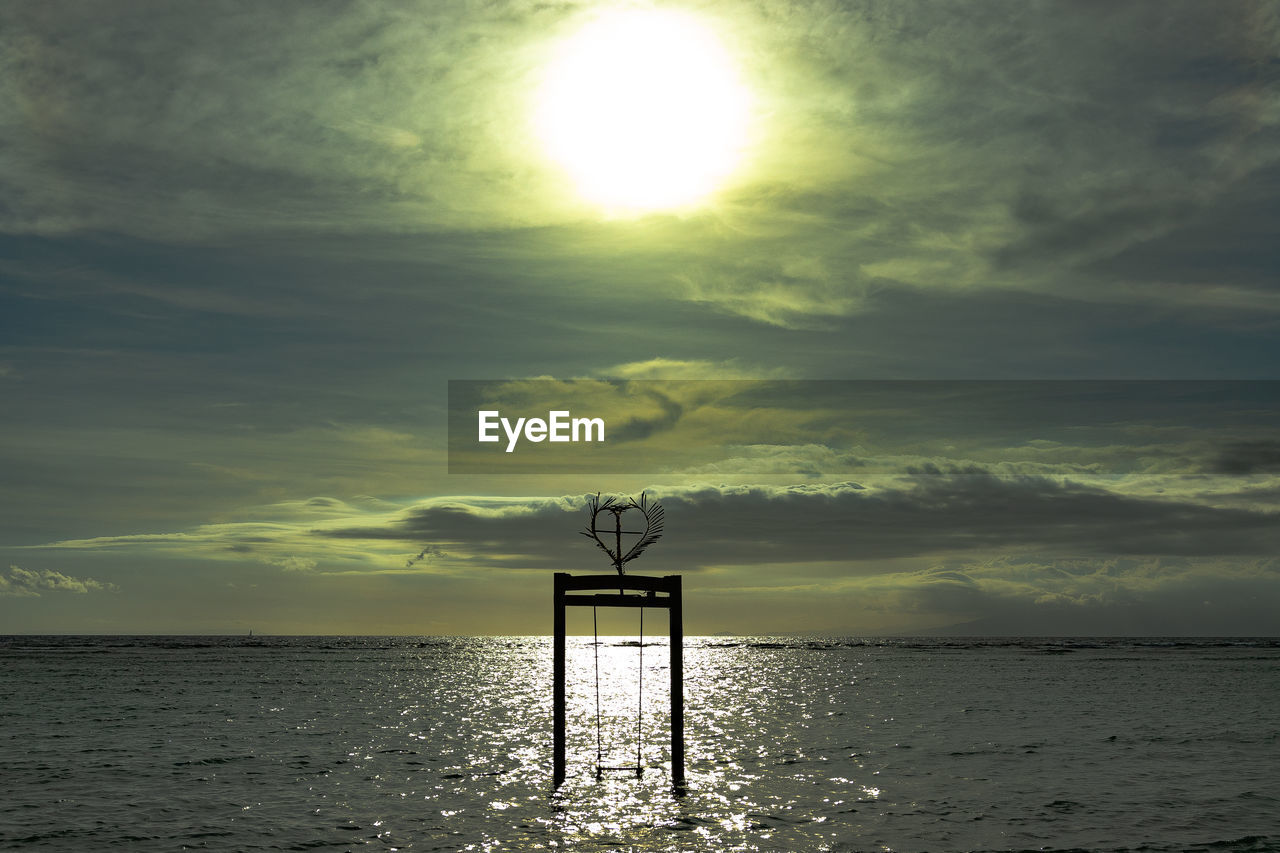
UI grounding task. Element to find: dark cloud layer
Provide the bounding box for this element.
[1209,441,1280,476]
[326,470,1280,569]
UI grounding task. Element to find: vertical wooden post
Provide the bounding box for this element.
[668,574,685,787]
[553,572,567,786]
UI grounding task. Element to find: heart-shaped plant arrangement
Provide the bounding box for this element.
[581,492,665,575]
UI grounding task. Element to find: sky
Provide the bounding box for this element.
[2,0,1279,635]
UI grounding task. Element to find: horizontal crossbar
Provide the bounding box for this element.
[556,573,680,593]
[564,593,670,608]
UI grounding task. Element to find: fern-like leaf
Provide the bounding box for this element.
[620,492,664,565]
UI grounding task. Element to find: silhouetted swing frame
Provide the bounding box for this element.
[553,572,684,787]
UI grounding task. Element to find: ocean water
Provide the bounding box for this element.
[1,636,1277,852]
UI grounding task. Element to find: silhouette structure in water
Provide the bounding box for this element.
[553,491,683,788]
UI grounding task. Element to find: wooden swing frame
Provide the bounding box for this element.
[552,572,684,787]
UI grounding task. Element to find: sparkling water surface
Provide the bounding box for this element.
[2,636,1278,852]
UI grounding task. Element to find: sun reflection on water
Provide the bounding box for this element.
[236,636,882,851]
[527,636,857,851]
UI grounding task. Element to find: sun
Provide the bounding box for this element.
[534,8,752,212]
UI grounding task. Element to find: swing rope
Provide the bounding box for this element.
[593,605,602,775]
[637,606,644,773]
[591,603,646,778]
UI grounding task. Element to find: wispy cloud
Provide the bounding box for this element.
[19,471,1280,631]
[3,1,1276,322]
[46,464,1275,567]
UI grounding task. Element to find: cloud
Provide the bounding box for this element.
[831,555,1280,634]
[3,4,1279,637]
[266,555,317,573]
[1207,441,1280,475]
[0,565,118,597]
[27,381,1280,585]
[598,358,793,380]
[23,472,1280,632]
[672,254,871,329]
[642,1,1280,324]
[2,1,1276,326]
[0,1,574,239]
[319,469,1280,568]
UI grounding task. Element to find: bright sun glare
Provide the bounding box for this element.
[535,8,751,212]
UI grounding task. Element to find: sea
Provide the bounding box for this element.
[1,635,1277,852]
